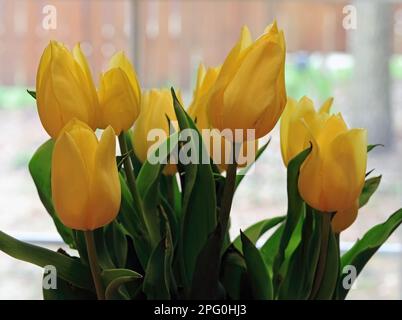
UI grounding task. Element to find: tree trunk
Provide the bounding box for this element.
[348,1,393,147]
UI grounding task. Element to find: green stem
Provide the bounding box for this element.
[310,212,331,299]
[84,230,105,300]
[166,175,175,210]
[219,142,239,239]
[118,133,144,217]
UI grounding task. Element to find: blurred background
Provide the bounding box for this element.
[1,0,402,299]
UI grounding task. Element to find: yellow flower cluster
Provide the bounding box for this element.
[35,21,366,233]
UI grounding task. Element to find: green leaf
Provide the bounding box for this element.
[241,231,273,300]
[272,147,311,287]
[136,132,179,250]
[102,268,142,300]
[359,175,381,208]
[277,207,321,299]
[27,89,36,99]
[235,139,270,188]
[104,221,128,268]
[314,227,339,300]
[116,150,133,171]
[93,227,116,269]
[105,276,141,300]
[117,174,151,269]
[261,224,284,275]
[42,249,95,300]
[28,139,75,248]
[123,130,143,177]
[367,144,384,152]
[220,250,252,300]
[190,225,223,299]
[142,208,174,300]
[338,208,402,299]
[232,216,285,253]
[43,274,95,300]
[72,230,89,265]
[171,88,217,286]
[0,230,93,290]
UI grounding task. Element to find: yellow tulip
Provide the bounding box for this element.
[280,96,333,166]
[189,63,257,170]
[280,96,367,232]
[132,89,179,175]
[109,51,141,100]
[207,22,286,141]
[36,41,98,138]
[97,51,142,135]
[98,67,141,135]
[51,119,121,230]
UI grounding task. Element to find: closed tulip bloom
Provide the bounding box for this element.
[51,119,121,230]
[189,64,257,170]
[207,22,286,141]
[36,41,98,138]
[280,96,333,166]
[108,51,141,103]
[98,67,141,135]
[132,89,179,175]
[280,96,367,232]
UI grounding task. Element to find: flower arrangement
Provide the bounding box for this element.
[0,22,401,300]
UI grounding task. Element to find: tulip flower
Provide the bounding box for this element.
[207,22,286,141]
[132,89,179,175]
[189,64,257,170]
[280,96,367,232]
[280,96,333,167]
[98,67,141,135]
[51,119,121,230]
[98,52,141,135]
[36,41,98,138]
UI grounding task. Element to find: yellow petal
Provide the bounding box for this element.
[264,20,279,35]
[73,43,99,116]
[319,97,334,114]
[280,97,297,166]
[298,134,326,211]
[223,36,284,133]
[281,97,315,166]
[87,126,121,230]
[189,65,220,131]
[332,201,359,233]
[314,114,348,152]
[36,42,96,137]
[321,128,367,211]
[109,51,141,105]
[98,67,140,134]
[36,41,53,92]
[133,89,178,175]
[207,26,252,132]
[51,131,90,230]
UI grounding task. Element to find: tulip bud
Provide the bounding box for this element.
[36,41,98,138]
[51,119,121,230]
[97,51,142,135]
[189,64,257,170]
[280,96,333,167]
[132,89,179,175]
[280,96,368,231]
[98,67,141,135]
[207,22,286,141]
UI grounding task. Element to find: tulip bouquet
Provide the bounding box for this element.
[1,22,402,300]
